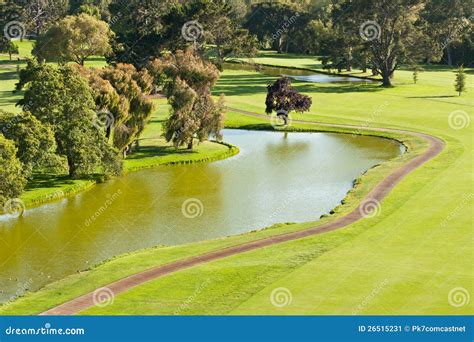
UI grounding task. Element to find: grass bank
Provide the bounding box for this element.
[1,51,472,315]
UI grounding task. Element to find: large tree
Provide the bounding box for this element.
[33,13,113,65]
[108,0,257,66]
[0,110,60,178]
[16,61,122,178]
[244,2,306,53]
[148,48,225,150]
[343,0,442,86]
[0,134,27,207]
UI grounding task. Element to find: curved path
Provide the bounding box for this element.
[41,109,444,315]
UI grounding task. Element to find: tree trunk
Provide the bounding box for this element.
[187,138,194,150]
[381,69,393,87]
[67,155,76,178]
[446,45,453,67]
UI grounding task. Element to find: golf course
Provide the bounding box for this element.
[1,3,474,342]
[0,35,472,316]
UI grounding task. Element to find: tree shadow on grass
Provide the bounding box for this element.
[225,123,275,131]
[25,174,96,191]
[0,70,19,81]
[408,95,457,99]
[126,145,196,160]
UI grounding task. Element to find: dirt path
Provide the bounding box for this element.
[40,109,444,315]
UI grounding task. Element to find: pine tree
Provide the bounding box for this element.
[454,66,466,96]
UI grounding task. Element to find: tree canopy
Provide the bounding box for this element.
[33,13,113,65]
[16,60,122,178]
[148,48,225,150]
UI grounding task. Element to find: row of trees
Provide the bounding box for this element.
[243,0,473,86]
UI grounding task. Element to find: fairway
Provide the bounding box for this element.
[1,54,471,315]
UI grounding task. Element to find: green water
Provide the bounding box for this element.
[0,129,402,301]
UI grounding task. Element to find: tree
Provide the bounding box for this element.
[0,38,19,60]
[412,65,423,84]
[22,0,70,37]
[454,65,466,96]
[0,134,27,207]
[98,64,154,154]
[0,110,60,178]
[265,77,312,125]
[108,0,257,66]
[334,0,442,87]
[108,0,176,64]
[244,2,303,53]
[33,13,113,65]
[421,0,472,66]
[16,61,122,178]
[149,48,225,150]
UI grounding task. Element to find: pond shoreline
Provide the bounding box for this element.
[0,141,239,216]
[21,109,443,316]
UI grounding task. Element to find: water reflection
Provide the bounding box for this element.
[0,129,401,301]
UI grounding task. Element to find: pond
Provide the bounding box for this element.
[0,129,403,301]
[223,62,377,83]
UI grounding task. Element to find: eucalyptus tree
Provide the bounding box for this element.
[33,13,113,65]
[148,48,225,150]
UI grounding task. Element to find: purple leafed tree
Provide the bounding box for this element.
[265,77,312,125]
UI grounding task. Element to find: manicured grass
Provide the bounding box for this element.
[1,52,472,315]
[16,100,235,209]
[0,47,236,211]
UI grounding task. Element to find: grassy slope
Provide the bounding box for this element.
[1,53,472,315]
[0,42,233,209]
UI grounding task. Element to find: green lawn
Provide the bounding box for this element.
[0,51,472,315]
[0,43,235,209]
